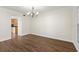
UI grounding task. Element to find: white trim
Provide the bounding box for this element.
[31,33,73,43]
[72,6,79,51]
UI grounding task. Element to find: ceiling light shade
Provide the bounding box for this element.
[27,7,39,17]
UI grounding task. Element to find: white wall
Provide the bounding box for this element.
[0,7,21,41]
[0,13,11,41]
[21,16,30,35]
[31,7,73,42]
[0,7,30,41]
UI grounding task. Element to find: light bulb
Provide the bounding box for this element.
[36,12,39,15]
[27,12,30,15]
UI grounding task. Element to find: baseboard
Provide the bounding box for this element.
[0,38,11,42]
[73,41,79,52]
[29,33,73,43]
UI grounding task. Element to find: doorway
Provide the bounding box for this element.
[11,19,18,38]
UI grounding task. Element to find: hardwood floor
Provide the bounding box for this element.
[0,34,77,52]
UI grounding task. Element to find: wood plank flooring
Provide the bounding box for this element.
[0,34,77,52]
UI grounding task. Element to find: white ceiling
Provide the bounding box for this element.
[0,6,66,14]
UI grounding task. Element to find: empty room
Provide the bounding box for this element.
[0,6,78,52]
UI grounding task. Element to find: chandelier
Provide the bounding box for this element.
[26,7,39,17]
